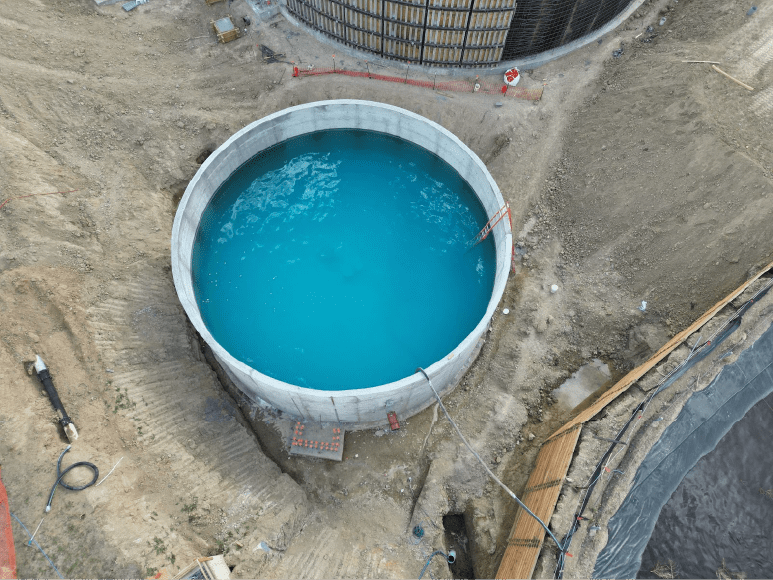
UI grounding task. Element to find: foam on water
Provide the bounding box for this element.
[192,129,495,390]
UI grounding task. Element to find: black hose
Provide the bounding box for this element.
[46,446,98,513]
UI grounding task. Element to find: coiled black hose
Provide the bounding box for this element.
[46,446,99,513]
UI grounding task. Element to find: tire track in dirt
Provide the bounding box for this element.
[85,267,309,568]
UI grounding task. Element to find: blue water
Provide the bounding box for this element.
[192,129,496,390]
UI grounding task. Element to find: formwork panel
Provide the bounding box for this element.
[423,46,463,64]
[462,46,502,64]
[423,1,467,64]
[428,9,468,29]
[465,30,503,46]
[476,0,511,8]
[283,0,618,65]
[469,9,512,29]
[425,28,465,47]
[427,0,468,9]
[380,0,424,60]
[384,42,421,61]
[343,0,382,14]
[345,27,382,51]
[343,8,383,50]
[385,20,424,36]
[459,8,510,64]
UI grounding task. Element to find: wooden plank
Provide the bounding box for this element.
[712,64,754,91]
[551,258,773,439]
[497,425,581,579]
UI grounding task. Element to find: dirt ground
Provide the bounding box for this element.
[0,0,771,577]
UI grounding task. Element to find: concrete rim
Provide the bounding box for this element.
[171,100,511,421]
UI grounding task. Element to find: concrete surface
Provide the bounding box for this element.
[171,100,512,427]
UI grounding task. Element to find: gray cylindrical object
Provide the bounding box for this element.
[171,100,511,428]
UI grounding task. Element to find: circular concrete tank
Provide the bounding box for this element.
[171,100,511,428]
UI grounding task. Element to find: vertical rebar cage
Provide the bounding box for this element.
[285,0,637,67]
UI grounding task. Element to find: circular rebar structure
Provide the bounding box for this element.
[283,0,641,68]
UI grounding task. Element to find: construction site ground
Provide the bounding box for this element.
[0,0,771,577]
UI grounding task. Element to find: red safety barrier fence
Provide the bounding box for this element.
[293,67,543,101]
[0,468,15,580]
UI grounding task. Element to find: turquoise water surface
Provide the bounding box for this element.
[192,129,496,390]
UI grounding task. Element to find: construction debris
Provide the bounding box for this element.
[387,411,400,431]
[260,44,286,63]
[651,559,678,579]
[172,555,231,580]
[712,64,754,91]
[212,16,239,43]
[45,446,98,513]
[122,0,148,11]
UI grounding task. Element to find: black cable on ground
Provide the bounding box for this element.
[46,445,99,513]
[554,276,773,578]
[416,367,567,555]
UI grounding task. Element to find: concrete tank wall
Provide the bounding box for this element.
[171,100,511,428]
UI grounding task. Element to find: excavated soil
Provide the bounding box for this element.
[0,0,771,577]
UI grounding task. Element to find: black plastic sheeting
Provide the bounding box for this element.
[637,388,773,578]
[593,320,773,578]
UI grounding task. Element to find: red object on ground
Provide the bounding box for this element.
[387,411,400,431]
[0,468,16,580]
[293,66,299,77]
